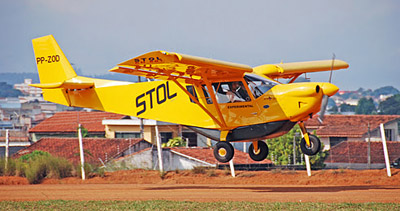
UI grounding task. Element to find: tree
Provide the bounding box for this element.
[0,82,23,97]
[372,86,399,97]
[162,137,187,147]
[266,125,328,168]
[76,125,89,138]
[379,94,400,115]
[355,97,376,114]
[339,103,356,113]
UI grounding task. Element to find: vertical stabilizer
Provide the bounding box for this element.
[32,35,77,84]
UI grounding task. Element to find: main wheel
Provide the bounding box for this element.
[213,141,234,163]
[300,134,321,156]
[248,141,269,161]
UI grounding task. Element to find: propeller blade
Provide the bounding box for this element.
[329,53,336,83]
[317,94,329,124]
[319,53,336,124]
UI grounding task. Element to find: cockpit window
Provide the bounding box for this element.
[211,81,251,103]
[244,74,279,98]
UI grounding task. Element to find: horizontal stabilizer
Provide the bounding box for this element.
[30,77,94,89]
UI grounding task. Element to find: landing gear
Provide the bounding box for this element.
[249,141,269,161]
[300,134,321,156]
[298,121,321,156]
[213,141,234,163]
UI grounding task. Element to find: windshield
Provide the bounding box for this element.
[244,74,279,98]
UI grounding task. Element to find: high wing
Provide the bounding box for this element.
[253,60,349,81]
[109,51,253,84]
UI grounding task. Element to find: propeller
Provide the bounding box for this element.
[317,54,335,124]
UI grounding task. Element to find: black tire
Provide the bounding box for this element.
[248,141,269,161]
[213,141,234,163]
[300,134,321,156]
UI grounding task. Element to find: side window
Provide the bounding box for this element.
[186,85,198,103]
[212,81,250,103]
[201,85,213,104]
[186,85,213,104]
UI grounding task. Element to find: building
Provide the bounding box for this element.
[103,117,199,146]
[325,141,400,169]
[13,79,42,97]
[28,111,201,146]
[12,137,272,170]
[106,147,272,171]
[13,137,151,165]
[305,115,400,150]
[29,111,124,142]
[0,130,31,158]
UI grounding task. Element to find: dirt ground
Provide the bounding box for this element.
[1,169,400,203]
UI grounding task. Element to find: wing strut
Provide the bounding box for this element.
[201,73,228,129]
[170,78,225,129]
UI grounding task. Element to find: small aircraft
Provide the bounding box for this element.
[31,35,349,163]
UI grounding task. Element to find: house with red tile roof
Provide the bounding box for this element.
[13,137,152,166]
[29,111,125,142]
[325,141,400,169]
[29,111,198,147]
[305,115,400,150]
[13,136,272,171]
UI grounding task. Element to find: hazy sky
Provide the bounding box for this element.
[0,0,399,90]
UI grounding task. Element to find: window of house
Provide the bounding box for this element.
[329,137,348,147]
[160,132,173,143]
[182,132,197,147]
[115,132,141,138]
[384,129,393,141]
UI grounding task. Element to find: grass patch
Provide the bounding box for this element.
[238,172,256,178]
[191,166,208,174]
[0,200,399,210]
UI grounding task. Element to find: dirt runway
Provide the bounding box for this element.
[1,184,400,203]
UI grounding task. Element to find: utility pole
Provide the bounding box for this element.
[367,122,371,169]
[138,76,144,139]
[5,129,9,170]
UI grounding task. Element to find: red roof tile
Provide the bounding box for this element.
[29,111,124,133]
[171,147,272,165]
[305,115,400,137]
[13,137,143,165]
[326,141,400,164]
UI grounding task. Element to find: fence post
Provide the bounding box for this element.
[380,123,391,177]
[78,124,85,180]
[155,125,164,173]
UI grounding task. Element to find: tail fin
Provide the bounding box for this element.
[31,35,94,106]
[32,35,77,84]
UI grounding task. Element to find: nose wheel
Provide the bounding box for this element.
[300,134,321,155]
[298,121,321,156]
[249,141,269,161]
[213,141,234,163]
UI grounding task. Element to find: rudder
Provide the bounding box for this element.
[32,35,77,84]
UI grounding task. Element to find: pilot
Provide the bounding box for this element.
[227,81,250,102]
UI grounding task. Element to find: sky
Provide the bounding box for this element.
[0,0,399,91]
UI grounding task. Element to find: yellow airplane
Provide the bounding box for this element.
[31,35,349,163]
